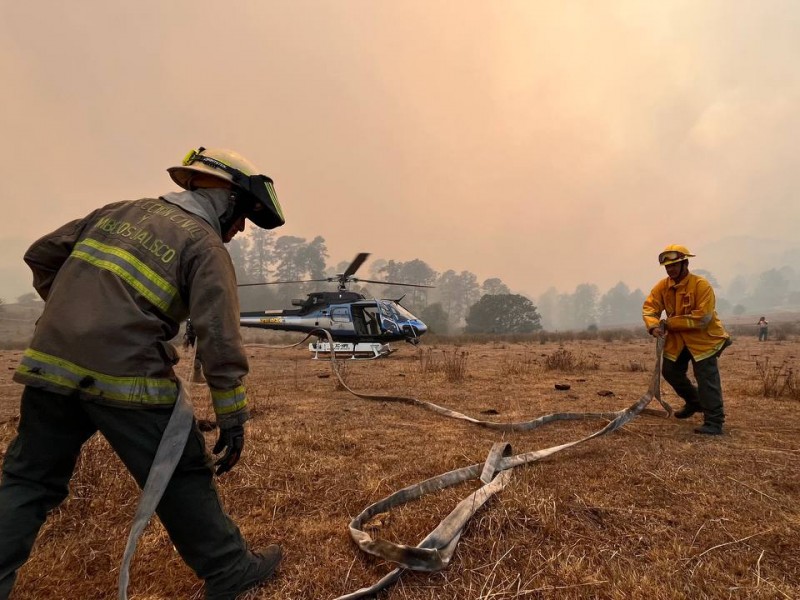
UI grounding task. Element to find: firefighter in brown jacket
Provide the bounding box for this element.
[643,245,731,435]
[0,148,285,599]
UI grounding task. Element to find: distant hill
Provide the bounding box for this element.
[697,236,800,287]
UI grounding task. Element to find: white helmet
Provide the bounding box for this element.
[168,147,285,230]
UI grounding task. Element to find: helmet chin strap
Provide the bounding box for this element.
[219,191,247,234]
[672,260,689,282]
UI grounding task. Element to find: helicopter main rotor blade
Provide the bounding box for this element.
[352,278,435,289]
[342,253,370,279]
[238,278,329,288]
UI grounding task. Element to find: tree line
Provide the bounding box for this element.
[7,232,797,334]
[226,232,660,334]
[716,267,800,315]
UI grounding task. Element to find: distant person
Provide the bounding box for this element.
[0,147,285,599]
[643,245,731,435]
[757,316,769,341]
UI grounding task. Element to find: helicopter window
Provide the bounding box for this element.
[331,307,351,323]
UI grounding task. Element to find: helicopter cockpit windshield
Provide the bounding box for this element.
[377,300,416,335]
[375,302,393,333]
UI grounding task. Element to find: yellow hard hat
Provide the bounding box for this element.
[658,244,695,266]
[168,147,285,230]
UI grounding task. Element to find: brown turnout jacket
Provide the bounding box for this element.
[14,193,250,426]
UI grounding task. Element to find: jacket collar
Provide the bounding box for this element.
[160,189,230,237]
[667,272,692,289]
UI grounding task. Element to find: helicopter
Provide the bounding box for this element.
[238,253,431,359]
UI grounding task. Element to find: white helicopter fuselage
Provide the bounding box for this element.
[239,294,427,346]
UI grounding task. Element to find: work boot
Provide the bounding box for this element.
[694,423,723,435]
[205,545,282,600]
[674,404,699,419]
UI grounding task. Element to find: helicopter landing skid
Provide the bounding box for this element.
[309,341,394,360]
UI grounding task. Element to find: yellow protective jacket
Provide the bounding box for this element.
[642,272,730,362]
[14,190,250,427]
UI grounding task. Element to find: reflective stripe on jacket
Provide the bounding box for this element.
[642,272,729,362]
[14,194,250,426]
[17,348,177,405]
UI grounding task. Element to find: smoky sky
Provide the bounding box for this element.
[2,1,799,301]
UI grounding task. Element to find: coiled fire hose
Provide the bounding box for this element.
[324,333,670,599]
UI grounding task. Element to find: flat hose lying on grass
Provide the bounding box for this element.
[328,335,670,600]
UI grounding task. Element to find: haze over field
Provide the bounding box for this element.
[2,1,799,303]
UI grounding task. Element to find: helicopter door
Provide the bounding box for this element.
[329,307,353,334]
[362,306,381,335]
[351,306,381,336]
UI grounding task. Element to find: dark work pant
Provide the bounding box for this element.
[0,386,252,599]
[662,348,725,426]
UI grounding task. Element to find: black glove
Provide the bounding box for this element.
[212,424,244,476]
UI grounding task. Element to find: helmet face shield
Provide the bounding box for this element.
[235,174,285,230]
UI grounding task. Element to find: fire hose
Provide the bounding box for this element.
[327,333,670,599]
[117,360,197,599]
[117,336,318,598]
[118,332,668,599]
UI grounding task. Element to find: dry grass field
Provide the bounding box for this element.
[0,332,799,599]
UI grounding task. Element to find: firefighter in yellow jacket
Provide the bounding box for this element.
[643,245,731,435]
[0,148,284,599]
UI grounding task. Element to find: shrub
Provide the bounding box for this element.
[545,348,577,371]
[785,368,800,401]
[499,352,537,377]
[418,348,442,374]
[442,349,469,383]
[544,347,599,372]
[625,360,647,372]
[754,357,799,400]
